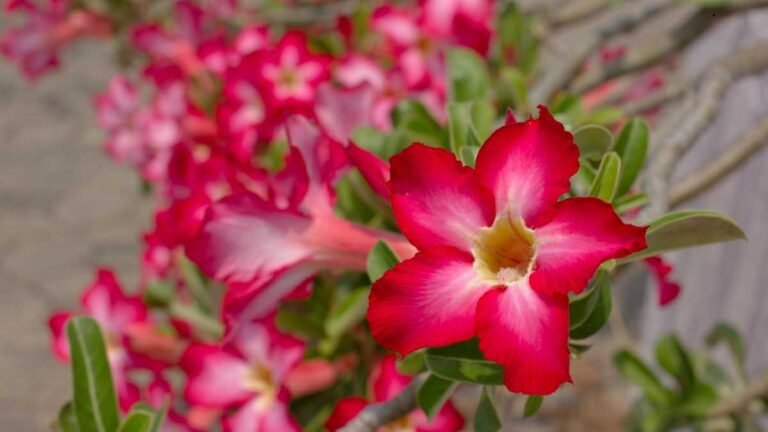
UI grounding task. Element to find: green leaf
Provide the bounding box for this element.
[706,322,746,375]
[569,270,612,340]
[573,158,597,195]
[446,48,491,102]
[474,387,502,432]
[66,317,120,432]
[392,100,446,147]
[447,102,475,154]
[143,281,174,308]
[498,3,538,74]
[366,241,400,283]
[125,403,166,432]
[417,374,458,420]
[589,152,622,202]
[655,335,695,397]
[58,402,80,432]
[325,286,368,337]
[460,145,479,167]
[178,255,212,313]
[117,409,152,432]
[613,118,649,197]
[498,68,529,114]
[425,339,504,385]
[397,351,426,375]
[574,125,613,159]
[614,350,673,407]
[620,210,747,262]
[614,193,649,214]
[471,100,496,142]
[523,395,544,418]
[678,381,719,417]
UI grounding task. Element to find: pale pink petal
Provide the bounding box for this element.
[315,83,376,143]
[180,344,253,408]
[475,107,579,225]
[531,197,647,295]
[368,247,492,356]
[476,285,571,395]
[389,143,494,250]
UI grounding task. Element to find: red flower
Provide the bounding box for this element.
[368,107,647,395]
[644,256,681,307]
[326,355,464,431]
[258,31,329,106]
[180,319,304,432]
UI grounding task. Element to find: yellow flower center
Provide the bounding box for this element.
[278,68,301,89]
[246,363,275,396]
[472,214,537,285]
[384,415,413,431]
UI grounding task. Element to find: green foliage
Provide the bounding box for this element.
[498,3,538,75]
[613,118,649,197]
[58,402,80,432]
[425,339,504,385]
[523,395,544,418]
[392,100,447,147]
[569,270,612,340]
[615,350,673,407]
[655,335,696,397]
[116,410,152,432]
[178,255,212,313]
[417,374,458,420]
[621,210,746,262]
[573,124,613,160]
[706,322,746,379]
[397,351,426,375]
[67,317,120,432]
[366,240,400,283]
[589,152,622,202]
[474,387,502,432]
[446,48,491,102]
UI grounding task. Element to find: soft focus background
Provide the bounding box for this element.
[2,5,768,431]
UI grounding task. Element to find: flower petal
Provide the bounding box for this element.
[389,143,495,250]
[325,397,369,431]
[475,106,579,224]
[48,311,72,362]
[223,395,300,432]
[186,193,312,284]
[531,197,647,295]
[180,344,253,408]
[230,320,304,384]
[475,285,571,395]
[372,355,411,403]
[368,247,491,356]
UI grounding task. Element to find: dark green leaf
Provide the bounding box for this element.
[446,48,491,102]
[425,339,504,385]
[655,335,695,397]
[366,241,400,283]
[613,118,649,197]
[569,270,612,340]
[392,100,446,147]
[143,281,174,308]
[614,350,672,407]
[58,402,80,432]
[620,211,747,262]
[523,395,544,418]
[117,409,152,432]
[574,125,613,159]
[325,286,368,337]
[589,152,622,202]
[66,317,120,432]
[678,381,719,417]
[474,387,502,432]
[706,322,746,375]
[417,374,458,420]
[130,401,168,432]
[397,351,426,375]
[569,341,592,355]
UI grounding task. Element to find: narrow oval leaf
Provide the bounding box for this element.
[569,271,612,340]
[325,287,369,337]
[425,339,504,385]
[655,335,695,397]
[117,410,152,432]
[66,316,120,432]
[417,374,458,420]
[706,322,746,370]
[131,402,168,432]
[620,211,746,262]
[446,48,491,102]
[58,402,80,432]
[523,395,543,418]
[614,350,672,407]
[574,124,613,159]
[397,350,426,375]
[613,118,649,197]
[392,100,446,147]
[614,193,649,214]
[447,102,474,153]
[366,241,400,282]
[589,152,622,202]
[474,387,502,432]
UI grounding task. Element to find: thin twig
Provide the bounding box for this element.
[643,41,768,219]
[709,374,768,418]
[338,374,426,432]
[669,117,768,206]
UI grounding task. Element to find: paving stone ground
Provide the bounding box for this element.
[0,42,151,429]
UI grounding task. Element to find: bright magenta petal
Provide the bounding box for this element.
[180,344,253,408]
[531,197,647,295]
[186,193,312,284]
[368,247,491,356]
[475,107,579,224]
[223,395,300,432]
[372,355,411,402]
[389,144,494,250]
[48,311,72,362]
[413,401,465,432]
[325,397,368,431]
[476,286,571,395]
[347,142,390,199]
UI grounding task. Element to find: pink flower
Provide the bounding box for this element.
[180,319,304,432]
[325,355,464,431]
[644,256,681,307]
[258,31,330,106]
[186,117,416,328]
[48,268,151,410]
[367,107,647,395]
[421,0,493,54]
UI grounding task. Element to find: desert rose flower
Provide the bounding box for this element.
[645,256,681,307]
[258,31,329,106]
[325,355,464,431]
[368,107,647,395]
[180,319,304,432]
